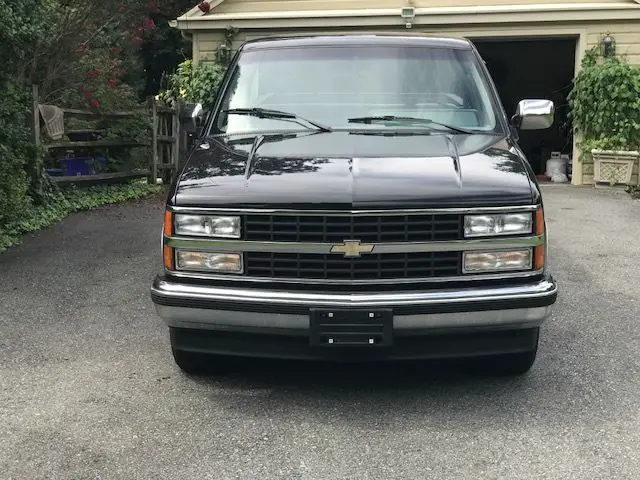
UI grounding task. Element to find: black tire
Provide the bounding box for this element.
[469,328,540,376]
[171,347,211,375]
[170,328,233,375]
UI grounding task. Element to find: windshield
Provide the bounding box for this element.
[212,44,503,135]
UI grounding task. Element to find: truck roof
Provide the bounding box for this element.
[241,34,473,51]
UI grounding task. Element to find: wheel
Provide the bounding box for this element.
[171,347,212,375]
[473,349,538,376]
[169,328,234,375]
[468,328,540,376]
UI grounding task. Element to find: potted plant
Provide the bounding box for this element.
[568,35,640,185]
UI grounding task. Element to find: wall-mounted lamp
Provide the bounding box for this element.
[198,1,211,14]
[401,7,415,29]
[602,34,615,57]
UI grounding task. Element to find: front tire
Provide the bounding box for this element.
[169,328,233,375]
[470,328,540,376]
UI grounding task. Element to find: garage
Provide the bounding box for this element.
[472,37,577,177]
[173,0,640,185]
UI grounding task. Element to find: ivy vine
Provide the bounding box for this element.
[215,26,239,66]
[567,35,640,161]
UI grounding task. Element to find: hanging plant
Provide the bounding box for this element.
[567,36,640,162]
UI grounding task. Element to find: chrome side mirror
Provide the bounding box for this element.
[191,103,205,129]
[512,99,554,130]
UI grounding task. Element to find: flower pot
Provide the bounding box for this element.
[592,149,639,185]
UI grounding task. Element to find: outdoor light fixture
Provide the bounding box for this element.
[602,35,615,57]
[401,7,415,29]
[197,1,211,14]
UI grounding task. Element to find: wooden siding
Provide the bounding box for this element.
[210,0,629,14]
[587,25,640,65]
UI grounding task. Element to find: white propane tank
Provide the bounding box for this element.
[546,152,568,183]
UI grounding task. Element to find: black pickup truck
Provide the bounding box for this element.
[151,34,558,375]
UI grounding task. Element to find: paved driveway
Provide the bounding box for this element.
[1,186,639,480]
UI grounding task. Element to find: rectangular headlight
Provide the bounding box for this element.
[176,251,243,273]
[463,249,532,273]
[464,213,532,237]
[174,214,241,238]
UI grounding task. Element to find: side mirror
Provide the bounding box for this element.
[191,103,206,131]
[511,99,554,130]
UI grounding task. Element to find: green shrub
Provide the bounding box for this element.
[157,59,226,109]
[0,81,35,227]
[568,41,640,160]
[0,182,162,252]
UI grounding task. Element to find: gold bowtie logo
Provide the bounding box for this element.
[330,240,375,258]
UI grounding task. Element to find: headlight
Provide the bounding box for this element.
[176,251,243,273]
[174,214,241,238]
[464,213,532,237]
[463,249,532,273]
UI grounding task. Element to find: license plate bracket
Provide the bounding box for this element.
[309,308,393,347]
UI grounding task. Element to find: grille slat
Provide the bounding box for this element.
[244,214,463,243]
[242,213,463,280]
[245,252,460,280]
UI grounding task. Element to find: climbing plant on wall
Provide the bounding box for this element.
[568,36,640,161]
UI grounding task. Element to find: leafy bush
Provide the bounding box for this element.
[0,81,37,227]
[627,185,640,199]
[158,59,226,109]
[568,41,640,161]
[0,182,162,253]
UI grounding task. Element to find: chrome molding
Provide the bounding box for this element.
[167,268,545,285]
[151,277,558,308]
[154,305,552,331]
[164,235,544,254]
[168,205,539,216]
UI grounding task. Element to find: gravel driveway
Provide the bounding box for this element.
[1,186,639,480]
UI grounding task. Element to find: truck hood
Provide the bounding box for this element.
[171,131,534,209]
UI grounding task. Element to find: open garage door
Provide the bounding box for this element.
[471,37,577,177]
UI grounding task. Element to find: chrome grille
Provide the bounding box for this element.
[245,252,461,280]
[244,214,463,243]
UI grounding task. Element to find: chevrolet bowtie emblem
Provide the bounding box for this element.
[330,240,375,258]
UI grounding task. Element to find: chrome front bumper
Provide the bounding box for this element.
[150,275,558,333]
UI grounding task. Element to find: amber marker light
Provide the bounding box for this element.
[163,210,174,270]
[163,210,173,237]
[534,206,545,270]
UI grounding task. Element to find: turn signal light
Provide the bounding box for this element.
[164,245,174,270]
[163,210,174,270]
[163,210,173,237]
[534,206,545,270]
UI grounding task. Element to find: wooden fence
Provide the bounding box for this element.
[33,85,182,186]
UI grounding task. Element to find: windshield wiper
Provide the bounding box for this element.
[347,115,475,134]
[224,108,333,132]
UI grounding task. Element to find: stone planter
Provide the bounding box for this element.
[592,149,639,185]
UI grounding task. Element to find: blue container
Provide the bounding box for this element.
[61,157,91,176]
[60,156,108,176]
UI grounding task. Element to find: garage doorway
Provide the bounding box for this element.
[471,37,577,176]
